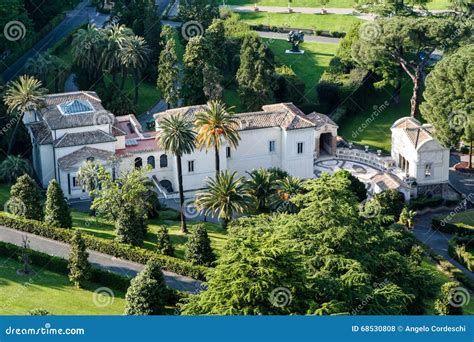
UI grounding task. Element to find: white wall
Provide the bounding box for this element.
[281,128,315,178]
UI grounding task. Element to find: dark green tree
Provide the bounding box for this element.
[372,189,405,222]
[125,258,168,315]
[184,224,216,266]
[157,27,180,108]
[236,35,274,111]
[68,230,91,288]
[44,179,72,228]
[156,226,174,256]
[115,205,147,246]
[0,155,32,184]
[9,174,42,220]
[182,36,207,104]
[333,170,367,202]
[420,44,474,167]
[178,0,220,29]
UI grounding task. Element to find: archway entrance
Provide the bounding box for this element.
[318,133,335,156]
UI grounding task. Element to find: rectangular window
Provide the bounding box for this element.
[226,146,231,158]
[269,140,276,153]
[297,142,304,154]
[188,160,195,173]
[425,164,432,177]
[72,177,77,187]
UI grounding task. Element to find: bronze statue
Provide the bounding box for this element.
[287,31,304,53]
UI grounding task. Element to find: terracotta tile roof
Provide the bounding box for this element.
[115,137,158,156]
[154,102,335,131]
[391,117,435,149]
[29,121,52,145]
[54,130,116,148]
[370,172,403,190]
[39,91,115,130]
[57,146,114,170]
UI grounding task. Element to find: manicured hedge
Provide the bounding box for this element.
[0,241,130,292]
[0,213,208,281]
[448,237,474,272]
[432,217,474,236]
[409,196,444,211]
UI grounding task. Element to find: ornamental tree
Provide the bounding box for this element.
[184,224,216,266]
[157,26,180,109]
[9,174,42,220]
[125,258,168,315]
[434,281,464,315]
[156,226,175,256]
[44,179,72,228]
[68,230,90,288]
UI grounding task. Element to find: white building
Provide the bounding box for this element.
[24,91,338,199]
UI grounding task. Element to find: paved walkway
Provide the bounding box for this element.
[0,226,202,293]
[413,210,474,281]
[2,1,109,82]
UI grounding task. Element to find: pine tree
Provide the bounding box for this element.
[182,36,207,104]
[115,205,147,246]
[157,31,180,108]
[202,63,223,101]
[236,35,274,111]
[68,230,90,288]
[156,226,174,256]
[8,174,42,220]
[184,224,215,266]
[124,258,168,315]
[44,179,72,228]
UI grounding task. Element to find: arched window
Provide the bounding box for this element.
[159,154,168,168]
[147,156,155,169]
[160,180,173,193]
[134,157,142,168]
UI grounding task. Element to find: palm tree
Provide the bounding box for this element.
[24,53,52,85]
[0,155,32,183]
[271,176,303,213]
[398,207,416,230]
[3,75,47,154]
[195,100,240,176]
[102,24,133,86]
[196,171,251,229]
[72,24,105,84]
[157,115,196,233]
[246,168,275,213]
[119,35,150,104]
[76,160,102,196]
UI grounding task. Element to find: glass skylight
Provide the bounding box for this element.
[58,100,94,115]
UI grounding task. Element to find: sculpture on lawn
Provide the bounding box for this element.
[287,30,304,53]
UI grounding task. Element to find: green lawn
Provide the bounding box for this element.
[442,209,474,228]
[422,259,474,315]
[337,78,413,151]
[0,256,125,315]
[236,12,363,32]
[72,211,227,260]
[227,0,450,9]
[265,39,337,104]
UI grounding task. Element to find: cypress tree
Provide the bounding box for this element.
[125,258,168,315]
[115,206,147,246]
[68,230,90,288]
[182,36,207,104]
[8,174,42,220]
[157,30,180,108]
[184,224,215,266]
[44,179,72,228]
[156,226,174,256]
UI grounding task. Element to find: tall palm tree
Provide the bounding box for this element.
[246,168,279,213]
[271,176,303,213]
[76,160,102,195]
[119,35,150,104]
[196,171,251,229]
[195,100,240,176]
[3,75,47,154]
[102,24,133,86]
[72,24,105,84]
[0,155,32,184]
[157,115,196,233]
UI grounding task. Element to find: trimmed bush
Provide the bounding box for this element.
[156,226,174,256]
[68,230,91,288]
[9,174,42,220]
[432,218,474,236]
[0,213,208,280]
[44,179,72,228]
[184,224,216,267]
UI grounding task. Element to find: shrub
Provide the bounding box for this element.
[8,174,42,220]
[432,217,474,236]
[44,179,72,228]
[29,308,51,316]
[156,226,174,256]
[185,224,215,266]
[125,259,169,315]
[0,213,208,280]
[448,237,474,271]
[115,206,147,247]
[434,281,464,315]
[409,196,444,210]
[68,230,91,288]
